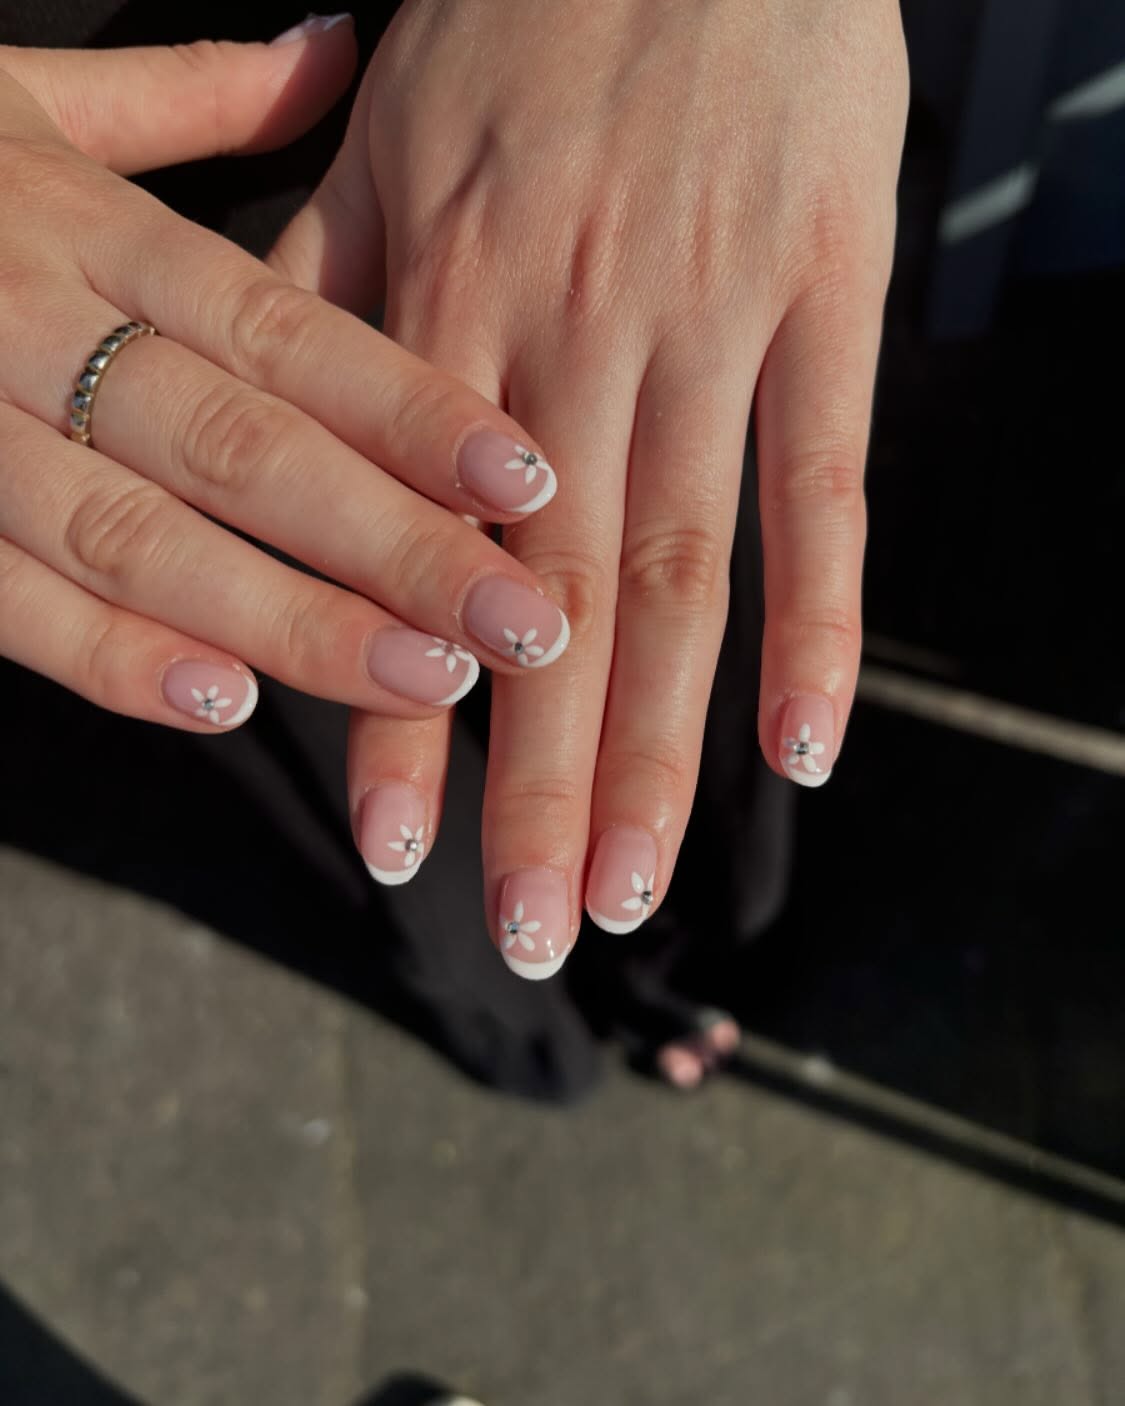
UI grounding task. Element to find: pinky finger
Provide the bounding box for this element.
[0,537,258,732]
[755,277,885,788]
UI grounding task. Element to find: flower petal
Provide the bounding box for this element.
[522,629,538,646]
[503,628,519,645]
[518,933,536,951]
[798,723,811,741]
[621,897,643,911]
[387,841,406,853]
[206,685,220,701]
[808,741,825,755]
[802,755,819,772]
[505,458,525,470]
[446,653,457,672]
[190,688,205,704]
[524,644,544,658]
[403,851,417,868]
[525,465,537,484]
[512,901,524,922]
[630,872,645,893]
[214,698,232,710]
[399,824,414,839]
[425,647,446,658]
[521,920,541,934]
[502,931,517,950]
[208,711,223,725]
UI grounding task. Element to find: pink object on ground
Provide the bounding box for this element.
[162,660,258,728]
[462,578,569,669]
[586,825,659,934]
[457,429,557,515]
[778,694,835,788]
[360,782,428,886]
[366,629,479,706]
[496,869,573,980]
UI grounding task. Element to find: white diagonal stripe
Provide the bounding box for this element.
[938,164,1038,244]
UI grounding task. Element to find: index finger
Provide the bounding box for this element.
[79,181,558,524]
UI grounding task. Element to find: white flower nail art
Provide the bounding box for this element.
[387,824,425,870]
[505,444,551,485]
[621,871,655,914]
[425,637,475,674]
[782,723,827,775]
[191,684,233,724]
[502,627,545,665]
[500,900,542,952]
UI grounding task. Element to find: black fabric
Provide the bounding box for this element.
[0,0,793,1098]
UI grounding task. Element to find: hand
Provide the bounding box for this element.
[0,22,570,736]
[272,0,908,964]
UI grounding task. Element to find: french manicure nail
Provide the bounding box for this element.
[496,869,573,980]
[462,578,569,669]
[270,12,352,45]
[360,783,427,886]
[367,629,479,706]
[778,694,835,788]
[162,660,258,728]
[585,826,658,934]
[457,430,557,515]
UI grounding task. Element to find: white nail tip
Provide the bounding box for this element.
[501,947,571,981]
[783,764,832,789]
[529,608,570,669]
[223,673,259,727]
[435,652,480,706]
[586,908,648,935]
[512,465,558,515]
[365,858,424,886]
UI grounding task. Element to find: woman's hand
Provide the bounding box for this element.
[0,23,570,737]
[272,0,908,968]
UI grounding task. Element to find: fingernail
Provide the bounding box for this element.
[462,578,570,669]
[270,12,352,45]
[457,430,557,516]
[496,869,573,980]
[367,629,479,706]
[360,783,427,886]
[778,694,835,788]
[586,826,658,934]
[162,660,258,728]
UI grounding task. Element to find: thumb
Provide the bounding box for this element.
[0,14,357,176]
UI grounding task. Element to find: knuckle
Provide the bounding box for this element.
[516,548,613,638]
[767,454,867,518]
[388,370,467,456]
[65,478,171,584]
[597,743,693,798]
[619,524,727,607]
[488,776,586,831]
[274,586,342,679]
[786,604,862,658]
[80,613,148,699]
[228,276,322,381]
[177,381,286,495]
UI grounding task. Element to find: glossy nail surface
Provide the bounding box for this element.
[367,629,479,706]
[586,826,658,934]
[457,430,557,515]
[162,660,258,728]
[270,12,353,44]
[496,869,572,980]
[463,578,569,669]
[360,783,427,886]
[778,694,834,788]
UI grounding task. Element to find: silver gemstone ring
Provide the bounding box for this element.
[68,320,156,447]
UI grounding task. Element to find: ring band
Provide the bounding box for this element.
[69,320,157,447]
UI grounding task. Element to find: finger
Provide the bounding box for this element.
[347,709,452,886]
[584,348,755,933]
[0,535,258,731]
[484,345,641,978]
[88,195,559,522]
[267,70,386,314]
[0,19,357,175]
[343,280,504,888]
[0,399,478,717]
[7,295,568,679]
[755,277,883,788]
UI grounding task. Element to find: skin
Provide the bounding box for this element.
[270,0,910,982]
[0,23,568,731]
